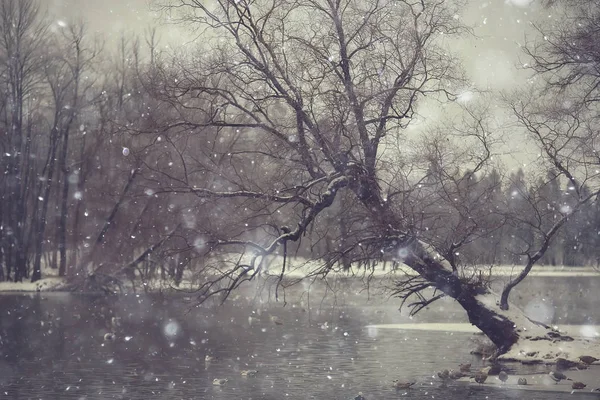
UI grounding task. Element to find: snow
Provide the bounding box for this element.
[457,90,475,103]
[0,277,67,292]
[504,0,533,7]
[212,253,600,279]
[499,333,600,364]
[366,323,481,333]
[470,291,600,365]
[0,257,596,294]
[368,317,600,367]
[367,323,600,336]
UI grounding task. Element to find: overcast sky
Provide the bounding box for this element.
[48,0,547,171]
[48,0,541,84]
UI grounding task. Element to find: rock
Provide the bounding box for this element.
[517,378,527,385]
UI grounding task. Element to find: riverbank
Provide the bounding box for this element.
[0,256,597,293]
[0,276,69,292]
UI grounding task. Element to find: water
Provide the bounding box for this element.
[0,275,598,399]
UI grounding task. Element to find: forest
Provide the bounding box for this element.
[0,0,597,330]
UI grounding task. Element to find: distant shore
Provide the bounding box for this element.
[0,261,597,293]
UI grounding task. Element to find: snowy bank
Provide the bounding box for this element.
[0,277,68,292]
[367,321,600,367]
[215,253,600,279]
[1,254,596,294]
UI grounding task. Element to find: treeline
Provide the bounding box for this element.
[0,1,284,285]
[0,1,185,284]
[312,165,600,271]
[0,0,596,287]
[445,168,600,267]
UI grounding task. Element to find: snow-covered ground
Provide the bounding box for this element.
[0,255,597,293]
[215,254,599,278]
[0,263,69,292]
[0,276,68,292]
[366,323,600,338]
[368,321,600,377]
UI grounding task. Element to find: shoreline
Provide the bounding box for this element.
[0,264,598,294]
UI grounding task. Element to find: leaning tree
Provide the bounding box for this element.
[144,0,600,357]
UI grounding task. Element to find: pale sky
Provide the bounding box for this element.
[48,0,547,171]
[48,0,542,84]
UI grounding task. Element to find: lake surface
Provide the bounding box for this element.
[1,275,599,399]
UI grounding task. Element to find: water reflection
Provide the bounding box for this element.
[1,275,596,399]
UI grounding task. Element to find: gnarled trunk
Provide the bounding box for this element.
[352,179,546,355]
[456,292,520,353]
[400,239,550,354]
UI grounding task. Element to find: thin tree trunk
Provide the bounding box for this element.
[31,126,60,282]
[354,180,545,354]
[401,240,531,353]
[339,205,351,271]
[58,61,80,277]
[58,122,73,277]
[70,136,89,276]
[72,168,140,281]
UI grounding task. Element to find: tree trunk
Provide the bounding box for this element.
[339,211,351,271]
[174,259,186,287]
[0,198,4,282]
[70,168,140,285]
[10,99,27,283]
[70,137,88,277]
[400,239,552,354]
[456,293,520,353]
[32,125,60,283]
[58,127,71,277]
[349,178,551,355]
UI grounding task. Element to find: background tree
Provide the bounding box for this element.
[146,0,584,354]
[497,0,600,309]
[0,0,47,281]
[0,2,182,286]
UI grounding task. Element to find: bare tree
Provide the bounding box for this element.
[141,0,580,355]
[0,0,47,281]
[28,21,100,281]
[498,0,600,307]
[55,23,100,278]
[502,94,600,307]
